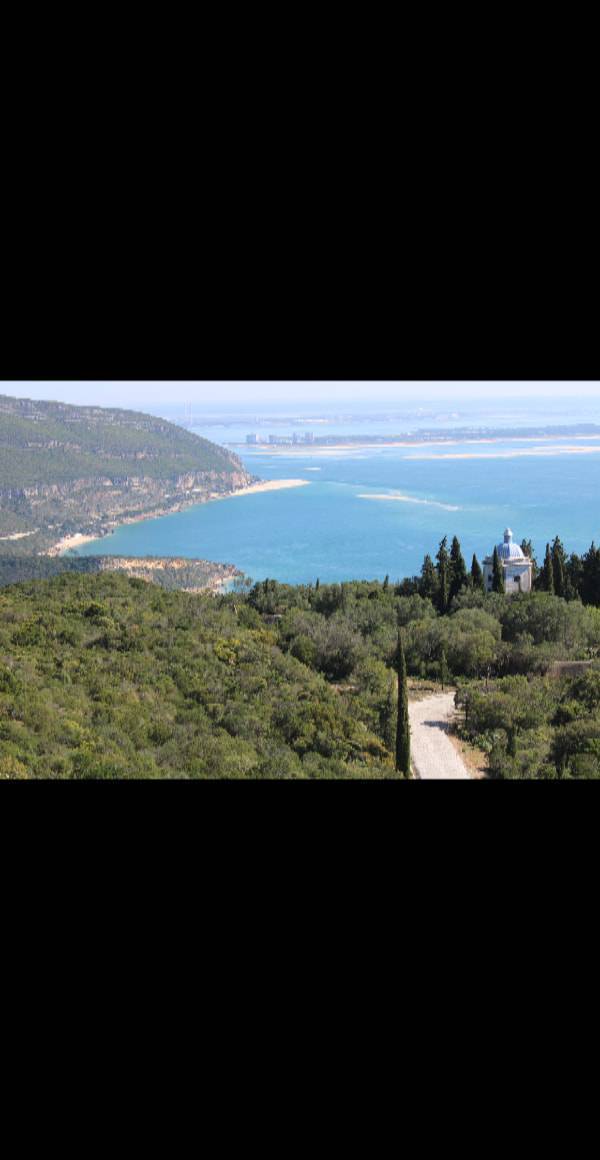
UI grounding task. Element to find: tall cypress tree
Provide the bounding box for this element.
[395,631,411,776]
[449,535,468,604]
[419,554,439,602]
[540,543,555,594]
[581,542,600,606]
[551,536,566,598]
[471,553,485,592]
[567,552,583,600]
[436,536,450,613]
[492,545,505,594]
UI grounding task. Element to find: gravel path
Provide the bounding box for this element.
[409,691,471,780]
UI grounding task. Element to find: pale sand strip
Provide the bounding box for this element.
[406,445,600,460]
[223,479,311,498]
[358,493,460,511]
[242,435,600,455]
[47,532,99,556]
[0,529,39,541]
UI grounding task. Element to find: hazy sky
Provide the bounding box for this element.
[2,382,600,410]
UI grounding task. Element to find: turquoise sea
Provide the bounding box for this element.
[74,431,600,585]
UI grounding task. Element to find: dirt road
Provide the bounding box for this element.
[408,691,471,780]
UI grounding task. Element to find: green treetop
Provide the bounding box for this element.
[540,543,555,595]
[471,553,485,592]
[449,535,468,604]
[492,545,505,594]
[419,554,439,602]
[436,536,450,613]
[581,542,600,606]
[552,536,567,599]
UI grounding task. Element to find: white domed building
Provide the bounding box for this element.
[483,529,533,595]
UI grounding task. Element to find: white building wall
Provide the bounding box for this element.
[483,560,533,594]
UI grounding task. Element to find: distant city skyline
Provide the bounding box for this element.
[2,381,600,410]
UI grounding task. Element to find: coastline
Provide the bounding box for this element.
[45,477,310,557]
[220,478,310,498]
[237,434,600,454]
[405,445,600,460]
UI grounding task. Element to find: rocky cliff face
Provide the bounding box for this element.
[0,466,255,553]
[0,468,251,505]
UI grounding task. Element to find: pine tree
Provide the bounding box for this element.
[395,631,411,776]
[383,574,389,591]
[471,553,485,592]
[540,543,554,594]
[419,554,439,602]
[551,536,566,598]
[449,535,468,604]
[492,545,505,594]
[436,536,450,613]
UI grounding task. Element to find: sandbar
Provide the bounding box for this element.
[358,493,461,511]
[405,445,600,460]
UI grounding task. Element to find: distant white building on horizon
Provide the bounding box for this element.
[483,529,533,595]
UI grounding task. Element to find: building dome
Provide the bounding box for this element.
[497,528,525,560]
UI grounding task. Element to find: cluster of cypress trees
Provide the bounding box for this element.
[410,533,600,608]
[419,535,483,610]
[523,536,600,604]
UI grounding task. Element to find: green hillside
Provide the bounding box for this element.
[0,394,242,485]
[0,553,239,592]
[0,394,252,551]
[2,561,600,778]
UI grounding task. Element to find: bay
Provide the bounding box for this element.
[73,435,600,585]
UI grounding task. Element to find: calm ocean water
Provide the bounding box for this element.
[74,429,600,584]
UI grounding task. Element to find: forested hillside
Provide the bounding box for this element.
[0,394,252,552]
[0,573,391,778]
[0,553,239,592]
[3,522,600,778]
[239,537,600,778]
[2,552,600,777]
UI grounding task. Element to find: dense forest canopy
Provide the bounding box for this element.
[2,525,600,777]
[0,573,391,779]
[0,553,238,592]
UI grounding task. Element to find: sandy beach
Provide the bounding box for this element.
[47,532,100,556]
[358,493,460,511]
[225,478,310,498]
